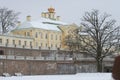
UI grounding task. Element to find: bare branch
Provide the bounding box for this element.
[0,7,20,34]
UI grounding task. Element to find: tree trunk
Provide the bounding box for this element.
[2,27,5,34]
[96,59,103,72]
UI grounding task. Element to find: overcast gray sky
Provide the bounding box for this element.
[0,0,120,25]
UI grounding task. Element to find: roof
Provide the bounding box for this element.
[14,18,68,31]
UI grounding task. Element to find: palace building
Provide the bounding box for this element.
[0,7,113,75]
[6,7,77,51]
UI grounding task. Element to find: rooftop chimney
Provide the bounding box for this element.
[17,21,21,26]
[56,16,60,21]
[41,12,45,18]
[26,15,31,21]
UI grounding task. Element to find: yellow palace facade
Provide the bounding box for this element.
[0,7,78,51]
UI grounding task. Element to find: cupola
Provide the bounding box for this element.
[48,6,55,13]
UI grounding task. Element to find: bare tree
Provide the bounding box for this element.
[0,7,20,34]
[66,10,120,72]
[77,10,120,72]
[65,33,81,51]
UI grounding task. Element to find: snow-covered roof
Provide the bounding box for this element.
[14,18,68,31]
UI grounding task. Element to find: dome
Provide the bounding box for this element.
[48,6,55,13]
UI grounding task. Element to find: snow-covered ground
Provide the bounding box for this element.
[0,73,113,80]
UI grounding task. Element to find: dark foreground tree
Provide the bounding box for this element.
[78,10,120,72]
[66,10,120,72]
[0,7,20,34]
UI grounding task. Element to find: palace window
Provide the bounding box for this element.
[24,41,27,46]
[51,44,53,48]
[39,32,42,39]
[27,32,30,36]
[35,32,38,38]
[41,43,43,47]
[46,43,47,47]
[45,34,48,39]
[60,35,61,40]
[19,40,21,45]
[60,45,61,48]
[6,39,9,44]
[0,39,2,44]
[30,41,32,46]
[51,34,53,40]
[36,42,38,47]
[24,32,26,36]
[56,44,57,48]
[56,35,57,40]
[13,40,15,45]
[0,50,4,55]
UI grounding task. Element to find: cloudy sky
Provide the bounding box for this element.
[0,0,120,25]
